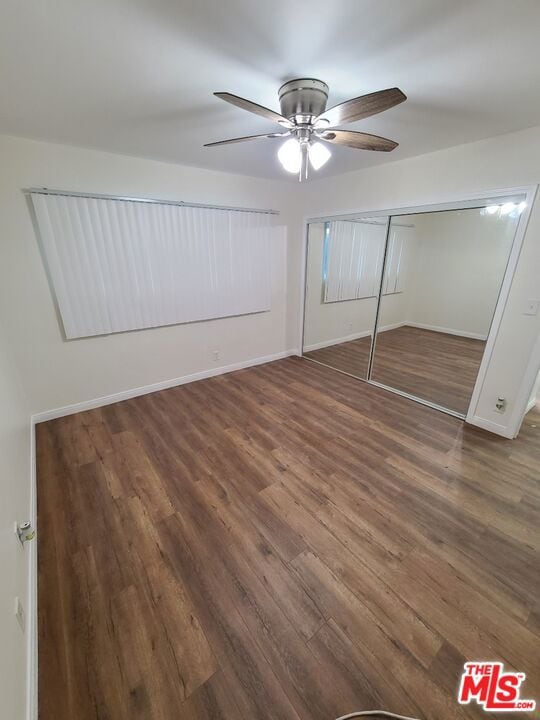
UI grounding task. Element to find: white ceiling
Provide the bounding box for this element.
[1,0,540,181]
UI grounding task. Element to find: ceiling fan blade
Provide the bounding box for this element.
[319,130,398,151]
[214,92,294,127]
[316,87,406,127]
[204,132,289,147]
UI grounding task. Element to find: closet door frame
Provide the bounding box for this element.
[300,184,537,430]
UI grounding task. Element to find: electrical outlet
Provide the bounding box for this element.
[495,396,507,413]
[14,597,25,633]
[524,298,540,316]
[347,322,353,332]
[212,349,220,362]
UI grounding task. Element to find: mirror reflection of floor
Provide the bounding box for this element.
[304,325,486,415]
[304,335,372,380]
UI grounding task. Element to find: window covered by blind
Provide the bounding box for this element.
[31,192,274,339]
[382,225,414,295]
[323,220,386,303]
[323,220,413,303]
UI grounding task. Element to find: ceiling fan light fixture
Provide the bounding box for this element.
[207,80,406,179]
[308,141,331,170]
[278,138,302,173]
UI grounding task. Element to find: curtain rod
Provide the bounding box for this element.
[23,187,279,216]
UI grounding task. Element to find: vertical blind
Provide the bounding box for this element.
[382,225,414,295]
[324,220,413,303]
[31,192,274,339]
[323,220,386,302]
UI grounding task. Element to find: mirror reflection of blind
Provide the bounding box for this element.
[383,226,413,294]
[31,193,273,339]
[383,226,408,295]
[324,220,385,303]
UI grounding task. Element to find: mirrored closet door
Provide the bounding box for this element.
[302,195,527,418]
[303,217,388,379]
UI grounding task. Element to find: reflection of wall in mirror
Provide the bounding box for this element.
[378,209,519,340]
[304,221,411,351]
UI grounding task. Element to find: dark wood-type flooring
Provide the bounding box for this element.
[304,334,373,381]
[37,358,540,720]
[304,326,486,415]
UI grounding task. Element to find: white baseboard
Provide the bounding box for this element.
[31,349,299,424]
[467,415,514,439]
[405,322,487,341]
[304,330,371,352]
[303,322,407,353]
[378,321,409,334]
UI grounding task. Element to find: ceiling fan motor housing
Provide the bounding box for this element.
[278,78,329,124]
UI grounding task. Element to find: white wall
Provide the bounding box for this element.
[0,318,32,720]
[297,126,540,436]
[0,135,297,415]
[405,209,518,338]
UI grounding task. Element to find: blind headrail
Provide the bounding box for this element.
[23,187,279,216]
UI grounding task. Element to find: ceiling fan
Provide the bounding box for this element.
[204,78,406,180]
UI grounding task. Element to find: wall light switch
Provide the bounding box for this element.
[524,298,540,316]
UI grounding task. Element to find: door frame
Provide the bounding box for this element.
[299,184,538,436]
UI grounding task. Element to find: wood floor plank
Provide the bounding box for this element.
[264,484,443,670]
[157,513,304,720]
[291,551,473,719]
[38,357,540,720]
[168,509,378,720]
